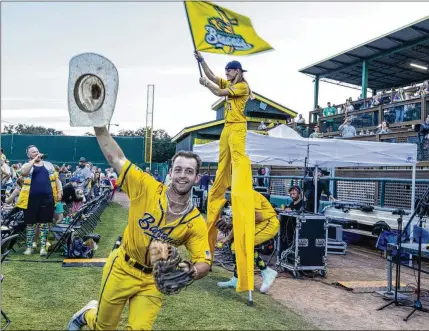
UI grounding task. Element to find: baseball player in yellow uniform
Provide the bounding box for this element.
[217,190,279,293]
[67,126,211,331]
[195,51,255,292]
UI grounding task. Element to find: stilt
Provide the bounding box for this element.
[247,290,253,306]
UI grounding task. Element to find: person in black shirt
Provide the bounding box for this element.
[62,177,81,204]
[284,186,304,212]
[304,168,335,213]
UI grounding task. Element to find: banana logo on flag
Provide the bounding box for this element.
[185,1,273,56]
[205,6,252,54]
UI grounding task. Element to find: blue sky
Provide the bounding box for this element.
[2,2,429,136]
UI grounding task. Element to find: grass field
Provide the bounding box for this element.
[2,203,315,330]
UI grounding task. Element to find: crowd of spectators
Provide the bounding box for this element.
[312,80,429,138]
[0,146,118,256]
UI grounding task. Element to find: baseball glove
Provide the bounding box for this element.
[149,240,196,295]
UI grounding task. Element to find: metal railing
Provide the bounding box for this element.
[253,175,429,210]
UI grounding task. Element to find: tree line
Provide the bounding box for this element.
[1,124,175,163]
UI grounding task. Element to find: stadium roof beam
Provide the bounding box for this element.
[299,16,429,108]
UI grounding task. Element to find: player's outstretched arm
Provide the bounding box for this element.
[194,51,219,84]
[94,126,127,175]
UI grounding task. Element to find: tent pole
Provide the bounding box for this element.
[314,166,319,214]
[411,164,416,214]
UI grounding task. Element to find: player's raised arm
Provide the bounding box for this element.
[194,51,219,84]
[94,126,127,175]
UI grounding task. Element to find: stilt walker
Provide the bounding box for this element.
[195,51,255,303]
[183,1,274,304]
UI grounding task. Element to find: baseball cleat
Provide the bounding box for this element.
[217,276,237,288]
[260,267,277,293]
[67,300,98,331]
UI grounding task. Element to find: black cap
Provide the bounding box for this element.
[225,60,247,72]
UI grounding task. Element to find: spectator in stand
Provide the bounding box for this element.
[109,175,118,198]
[345,100,354,113]
[296,114,305,135]
[258,121,267,131]
[91,172,101,198]
[99,173,114,195]
[309,125,323,138]
[371,93,382,107]
[323,102,337,133]
[376,121,392,134]
[58,164,68,186]
[422,81,429,96]
[199,171,212,191]
[5,177,23,205]
[62,177,81,204]
[393,88,406,123]
[1,155,13,203]
[145,167,151,175]
[257,166,265,186]
[164,168,172,187]
[152,169,162,183]
[17,145,62,256]
[71,188,86,214]
[264,166,270,188]
[338,117,357,138]
[74,157,93,201]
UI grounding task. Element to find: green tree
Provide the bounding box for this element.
[2,124,64,136]
[116,127,175,162]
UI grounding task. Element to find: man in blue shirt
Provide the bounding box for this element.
[73,157,93,200]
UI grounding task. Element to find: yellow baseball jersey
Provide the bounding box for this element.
[253,191,277,221]
[218,78,249,124]
[117,160,212,267]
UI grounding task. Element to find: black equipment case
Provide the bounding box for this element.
[276,213,328,277]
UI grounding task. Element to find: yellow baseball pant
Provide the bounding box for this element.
[231,216,280,251]
[84,247,162,330]
[207,122,255,292]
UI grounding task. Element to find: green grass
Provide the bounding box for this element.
[2,203,314,330]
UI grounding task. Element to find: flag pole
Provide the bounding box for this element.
[183,1,203,77]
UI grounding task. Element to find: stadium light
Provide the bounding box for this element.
[410,63,428,70]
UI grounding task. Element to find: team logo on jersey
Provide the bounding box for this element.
[138,213,179,245]
[205,6,252,54]
[205,250,212,260]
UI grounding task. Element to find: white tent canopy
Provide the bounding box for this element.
[193,125,417,168]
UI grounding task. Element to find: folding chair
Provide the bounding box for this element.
[1,234,19,331]
[47,208,86,259]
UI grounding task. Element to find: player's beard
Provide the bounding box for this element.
[170,178,193,196]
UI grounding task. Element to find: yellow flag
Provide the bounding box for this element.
[184,1,273,56]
